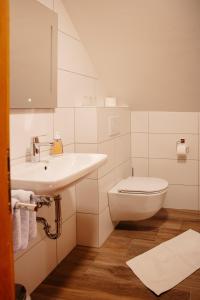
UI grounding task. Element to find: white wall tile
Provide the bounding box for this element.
[120,109,131,135]
[53,108,74,145]
[77,213,99,247]
[98,170,116,212]
[115,160,132,183]
[131,111,149,133]
[75,143,98,179]
[37,0,53,9]
[164,185,198,210]
[15,237,57,294]
[57,70,96,108]
[115,134,131,165]
[57,214,76,263]
[131,158,149,177]
[98,139,116,178]
[149,133,198,160]
[149,112,198,134]
[75,143,98,153]
[99,207,114,247]
[75,108,97,143]
[97,108,120,143]
[10,109,53,159]
[54,0,80,39]
[149,159,198,185]
[64,143,75,152]
[76,179,99,214]
[131,133,148,158]
[60,185,76,221]
[58,32,97,78]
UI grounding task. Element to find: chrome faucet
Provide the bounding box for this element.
[31,136,53,162]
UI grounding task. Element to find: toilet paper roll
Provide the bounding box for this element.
[177,143,187,157]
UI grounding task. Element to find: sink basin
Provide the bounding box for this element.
[11,153,107,194]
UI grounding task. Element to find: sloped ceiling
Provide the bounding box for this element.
[63,0,200,111]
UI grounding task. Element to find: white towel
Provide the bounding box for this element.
[29,194,37,240]
[11,198,22,253]
[126,229,200,295]
[11,190,37,250]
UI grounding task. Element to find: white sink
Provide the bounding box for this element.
[11,153,107,194]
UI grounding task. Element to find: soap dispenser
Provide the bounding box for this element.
[52,132,63,155]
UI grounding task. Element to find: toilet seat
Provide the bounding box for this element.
[110,177,168,195]
[108,176,168,221]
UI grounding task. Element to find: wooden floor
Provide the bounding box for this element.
[32,209,200,300]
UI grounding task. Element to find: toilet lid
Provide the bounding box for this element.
[110,177,168,194]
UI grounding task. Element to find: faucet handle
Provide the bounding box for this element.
[32,134,47,144]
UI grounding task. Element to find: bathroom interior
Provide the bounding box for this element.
[1,0,200,299]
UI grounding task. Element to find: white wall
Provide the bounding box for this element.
[63,0,200,111]
[131,111,199,210]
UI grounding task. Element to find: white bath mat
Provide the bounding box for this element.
[126,229,200,295]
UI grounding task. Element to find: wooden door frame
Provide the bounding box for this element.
[0,0,15,299]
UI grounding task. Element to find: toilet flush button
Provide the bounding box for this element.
[108,116,120,137]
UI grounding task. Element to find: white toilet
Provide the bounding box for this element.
[108,176,168,221]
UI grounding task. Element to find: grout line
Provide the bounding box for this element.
[147,112,149,176]
[167,184,198,187]
[73,108,76,152]
[131,131,198,135]
[97,159,131,181]
[198,113,199,212]
[58,67,98,80]
[54,106,129,109]
[77,205,108,216]
[132,156,198,161]
[74,132,131,146]
[52,108,55,138]
[58,29,81,42]
[83,157,131,181]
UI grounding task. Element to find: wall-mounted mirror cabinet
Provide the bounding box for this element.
[10,0,58,108]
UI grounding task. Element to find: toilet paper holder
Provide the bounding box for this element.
[176,138,189,155]
[176,138,186,145]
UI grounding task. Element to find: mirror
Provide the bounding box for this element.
[10,0,58,108]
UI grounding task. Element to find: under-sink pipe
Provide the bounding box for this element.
[36,194,62,239]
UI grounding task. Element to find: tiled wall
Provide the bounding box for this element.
[11,0,106,293]
[131,111,199,211]
[75,107,131,247]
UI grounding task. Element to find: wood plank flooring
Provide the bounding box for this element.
[31,209,200,300]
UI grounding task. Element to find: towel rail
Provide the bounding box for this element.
[15,202,37,211]
[14,194,54,211]
[14,194,62,240]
